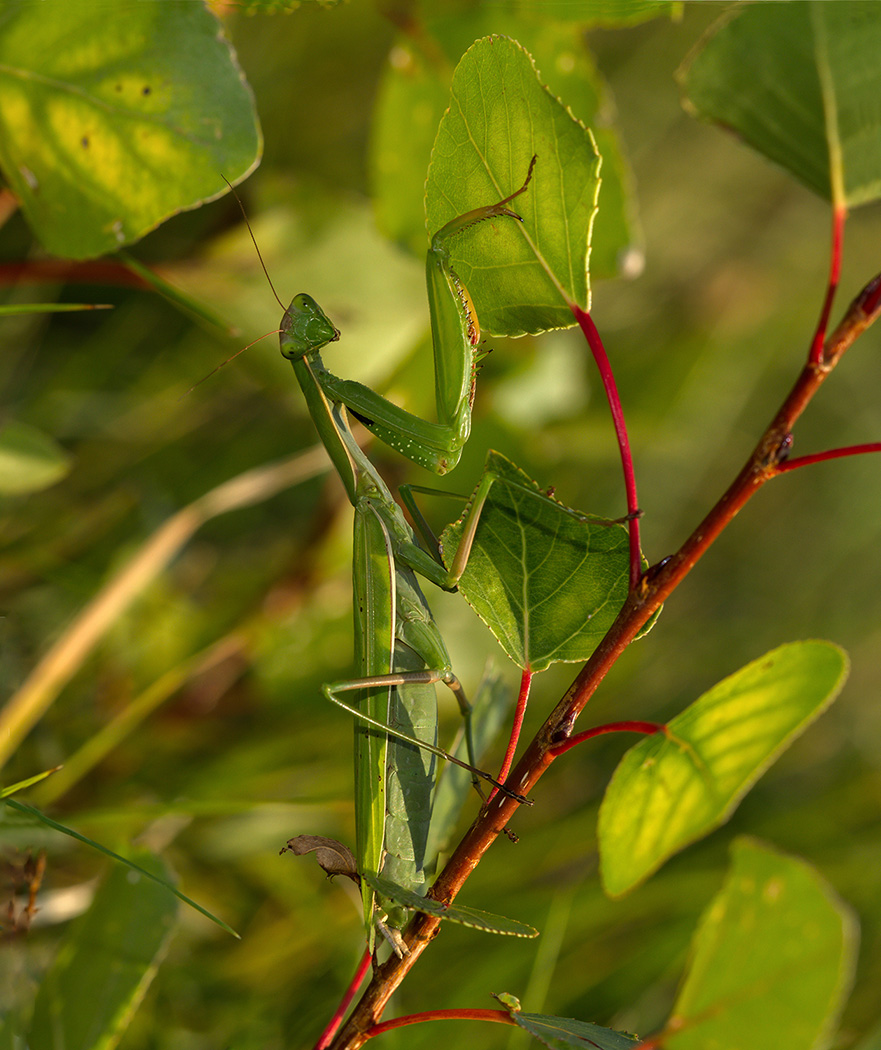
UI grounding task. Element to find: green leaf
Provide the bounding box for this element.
[27,851,178,1050]
[599,641,849,897]
[426,36,601,335]
[372,19,638,280]
[679,2,881,208]
[363,873,538,938]
[0,2,261,258]
[494,993,641,1049]
[0,420,71,495]
[665,838,857,1050]
[440,451,631,673]
[2,798,239,937]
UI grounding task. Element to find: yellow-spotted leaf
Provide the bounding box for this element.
[0,2,260,257]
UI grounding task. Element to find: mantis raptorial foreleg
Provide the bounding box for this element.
[310,156,536,475]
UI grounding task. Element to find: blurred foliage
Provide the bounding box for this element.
[2,3,881,1049]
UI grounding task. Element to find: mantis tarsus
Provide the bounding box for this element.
[248,160,536,954]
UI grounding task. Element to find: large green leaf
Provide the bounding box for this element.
[680,2,881,208]
[426,36,601,335]
[440,452,631,673]
[599,641,849,897]
[0,1,261,258]
[27,852,178,1050]
[372,18,637,279]
[494,993,640,1049]
[665,838,857,1050]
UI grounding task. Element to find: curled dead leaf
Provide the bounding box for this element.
[280,835,360,885]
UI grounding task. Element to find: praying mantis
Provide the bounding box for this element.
[254,160,536,954]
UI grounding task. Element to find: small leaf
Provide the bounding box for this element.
[280,835,359,884]
[426,36,601,335]
[0,420,71,495]
[441,451,631,672]
[599,641,849,897]
[363,873,538,938]
[27,851,178,1050]
[665,838,857,1050]
[680,2,881,208]
[0,2,261,257]
[494,993,641,1049]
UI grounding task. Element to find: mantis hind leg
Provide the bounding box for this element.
[322,672,529,804]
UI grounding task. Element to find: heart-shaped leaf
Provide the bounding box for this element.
[426,36,601,335]
[441,451,631,672]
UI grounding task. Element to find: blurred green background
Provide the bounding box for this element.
[2,3,881,1048]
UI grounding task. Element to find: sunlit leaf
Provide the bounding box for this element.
[27,851,178,1050]
[664,838,857,1050]
[426,36,600,335]
[599,641,849,897]
[364,873,538,938]
[441,451,631,672]
[494,992,641,1049]
[0,2,261,257]
[680,2,881,208]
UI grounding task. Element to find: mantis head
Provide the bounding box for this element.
[280,294,340,361]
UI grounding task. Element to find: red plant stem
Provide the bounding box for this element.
[548,720,664,757]
[571,304,642,589]
[775,442,881,473]
[315,949,373,1050]
[488,668,533,802]
[367,1009,514,1038]
[326,271,881,1050]
[809,203,846,365]
[0,259,153,290]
